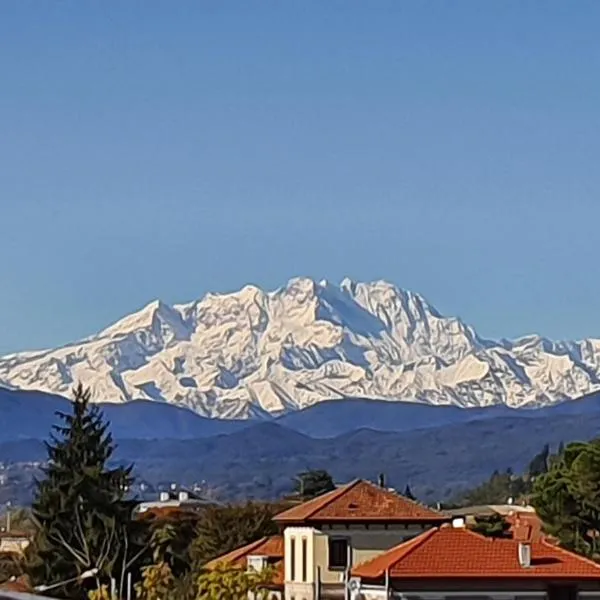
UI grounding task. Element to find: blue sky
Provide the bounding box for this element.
[1,1,599,354]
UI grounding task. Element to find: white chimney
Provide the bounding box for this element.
[179,491,189,502]
[452,517,466,528]
[518,542,531,568]
[159,491,169,502]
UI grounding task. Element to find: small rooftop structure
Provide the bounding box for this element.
[133,484,219,517]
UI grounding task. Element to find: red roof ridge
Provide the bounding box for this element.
[361,479,444,516]
[205,536,271,569]
[274,479,362,521]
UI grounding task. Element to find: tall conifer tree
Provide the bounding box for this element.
[26,384,141,597]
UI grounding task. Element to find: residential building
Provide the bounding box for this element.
[0,531,31,555]
[207,478,450,599]
[207,479,600,600]
[133,485,219,519]
[351,521,600,600]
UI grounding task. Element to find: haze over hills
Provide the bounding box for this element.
[2,277,600,419]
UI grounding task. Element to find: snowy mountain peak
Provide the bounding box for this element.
[1,277,599,419]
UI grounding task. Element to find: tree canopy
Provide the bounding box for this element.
[292,469,335,500]
[469,513,511,538]
[25,384,145,598]
[190,502,278,568]
[531,440,600,558]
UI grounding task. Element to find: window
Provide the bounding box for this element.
[548,585,578,600]
[301,537,308,582]
[328,537,349,570]
[290,536,296,581]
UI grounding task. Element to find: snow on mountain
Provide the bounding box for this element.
[2,277,600,418]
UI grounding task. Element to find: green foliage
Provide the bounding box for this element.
[459,468,530,506]
[292,469,335,499]
[25,384,145,598]
[146,517,198,577]
[190,502,278,568]
[528,444,550,478]
[532,440,600,558]
[196,563,275,600]
[469,514,511,538]
[0,552,24,584]
[135,562,175,600]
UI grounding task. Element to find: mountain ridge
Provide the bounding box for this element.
[2,277,600,418]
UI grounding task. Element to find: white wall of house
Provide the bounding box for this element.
[282,523,433,599]
[284,526,322,600]
[316,524,429,585]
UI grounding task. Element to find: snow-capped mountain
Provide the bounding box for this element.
[2,277,600,419]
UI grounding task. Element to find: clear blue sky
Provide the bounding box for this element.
[1,1,599,354]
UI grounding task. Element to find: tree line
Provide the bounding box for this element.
[3,385,600,597]
[2,386,338,599]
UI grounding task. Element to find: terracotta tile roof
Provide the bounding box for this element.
[204,535,284,588]
[274,479,448,524]
[506,512,544,542]
[352,525,600,581]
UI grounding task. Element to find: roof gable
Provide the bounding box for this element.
[353,526,600,581]
[274,480,447,523]
[205,535,284,570]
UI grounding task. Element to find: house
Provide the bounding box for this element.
[0,531,31,555]
[445,504,545,542]
[205,535,284,598]
[351,521,600,600]
[133,485,219,519]
[207,478,451,599]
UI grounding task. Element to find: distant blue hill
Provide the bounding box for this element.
[0,388,248,442]
[2,386,600,443]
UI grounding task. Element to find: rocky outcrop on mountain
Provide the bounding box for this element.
[2,277,599,418]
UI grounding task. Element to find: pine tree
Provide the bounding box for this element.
[292,469,335,499]
[26,384,144,598]
[190,502,278,568]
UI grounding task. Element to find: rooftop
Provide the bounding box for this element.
[274,479,449,524]
[205,535,284,587]
[352,525,600,581]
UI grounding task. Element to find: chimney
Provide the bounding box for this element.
[512,516,533,544]
[179,490,189,502]
[159,491,169,502]
[378,473,385,488]
[518,542,531,568]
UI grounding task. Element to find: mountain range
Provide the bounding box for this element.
[2,393,600,504]
[2,277,600,419]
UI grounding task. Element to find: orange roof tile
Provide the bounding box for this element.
[352,525,600,581]
[204,535,284,588]
[274,480,448,524]
[205,535,284,569]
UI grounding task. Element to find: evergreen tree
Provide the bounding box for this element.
[26,384,143,598]
[528,444,550,478]
[532,440,600,558]
[469,514,511,538]
[190,502,278,568]
[403,484,416,501]
[292,469,335,500]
